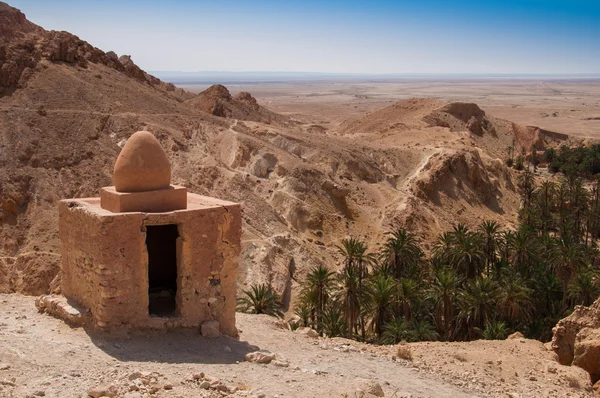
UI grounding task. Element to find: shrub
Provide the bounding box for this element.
[396,345,413,361]
[236,283,283,317]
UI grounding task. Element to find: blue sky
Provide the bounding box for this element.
[9,0,600,74]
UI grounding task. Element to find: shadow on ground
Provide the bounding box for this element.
[87,329,260,364]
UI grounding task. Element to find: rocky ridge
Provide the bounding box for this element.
[0,2,189,99]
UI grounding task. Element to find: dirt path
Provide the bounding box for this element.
[0,294,480,398]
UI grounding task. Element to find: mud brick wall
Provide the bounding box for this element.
[58,194,241,336]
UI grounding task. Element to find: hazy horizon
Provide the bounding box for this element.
[150,71,600,86]
[8,0,600,75]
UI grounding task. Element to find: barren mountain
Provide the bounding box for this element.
[0,2,569,311]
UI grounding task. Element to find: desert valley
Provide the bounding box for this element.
[1,1,600,397]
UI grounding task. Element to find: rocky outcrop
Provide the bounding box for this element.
[0,2,182,96]
[186,84,291,125]
[552,298,600,382]
[573,327,600,382]
[117,55,147,83]
[423,102,490,135]
[411,149,500,206]
[511,123,569,150]
[234,91,260,110]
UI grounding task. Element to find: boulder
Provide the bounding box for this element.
[573,327,600,382]
[201,320,220,338]
[552,299,600,366]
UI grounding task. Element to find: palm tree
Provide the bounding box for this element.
[432,232,455,264]
[397,278,419,319]
[381,317,414,344]
[556,179,570,237]
[294,305,311,328]
[302,265,335,325]
[364,275,397,337]
[498,230,515,268]
[498,273,534,326]
[411,319,439,341]
[337,237,375,283]
[334,264,363,336]
[479,220,500,276]
[536,180,556,236]
[587,178,600,245]
[549,235,588,303]
[428,267,460,340]
[319,304,346,338]
[481,320,510,340]
[381,228,424,280]
[237,284,283,317]
[568,264,600,307]
[448,225,485,280]
[510,228,539,277]
[456,278,501,340]
[518,169,536,210]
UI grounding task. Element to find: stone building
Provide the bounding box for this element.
[44,131,241,336]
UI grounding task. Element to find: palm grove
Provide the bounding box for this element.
[238,161,600,344]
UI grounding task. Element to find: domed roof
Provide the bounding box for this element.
[113,131,171,192]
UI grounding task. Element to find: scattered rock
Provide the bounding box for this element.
[87,385,117,398]
[298,327,319,338]
[148,385,161,394]
[366,382,385,397]
[245,350,277,364]
[272,359,290,367]
[127,371,142,381]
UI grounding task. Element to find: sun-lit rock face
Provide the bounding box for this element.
[113,131,171,192]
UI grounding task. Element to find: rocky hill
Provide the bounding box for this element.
[0,2,570,311]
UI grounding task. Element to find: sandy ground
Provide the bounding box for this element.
[181,79,600,139]
[0,294,593,398]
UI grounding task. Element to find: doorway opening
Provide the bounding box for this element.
[146,224,179,317]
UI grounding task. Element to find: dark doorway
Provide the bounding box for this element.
[146,224,179,316]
